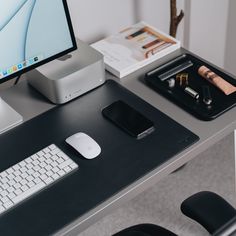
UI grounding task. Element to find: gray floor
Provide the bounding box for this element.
[79,133,235,236]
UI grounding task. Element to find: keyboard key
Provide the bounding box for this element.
[51,148,60,155]
[33,178,41,184]
[27,182,35,188]
[33,172,40,178]
[13,165,20,171]
[39,162,47,168]
[27,169,34,175]
[52,155,58,161]
[21,185,29,192]
[8,174,15,180]
[58,170,65,176]
[26,176,34,182]
[19,161,27,167]
[26,163,33,169]
[45,164,52,170]
[57,158,64,164]
[33,166,40,172]
[44,153,52,159]
[44,177,53,185]
[20,179,28,186]
[40,174,47,181]
[70,163,78,170]
[8,192,16,199]
[43,147,50,154]
[1,191,8,197]
[37,151,44,157]
[20,167,27,173]
[39,168,46,174]
[0,172,7,178]
[52,167,59,173]
[1,178,8,184]
[46,159,52,164]
[52,173,60,180]
[59,159,72,169]
[32,160,40,166]
[57,152,69,160]
[64,166,72,173]
[7,187,15,193]
[2,183,9,189]
[15,176,22,182]
[21,173,28,179]
[1,197,9,203]
[8,180,16,186]
[13,183,21,189]
[14,171,21,176]
[14,189,23,195]
[46,170,53,177]
[6,168,14,175]
[4,201,13,209]
[49,144,56,150]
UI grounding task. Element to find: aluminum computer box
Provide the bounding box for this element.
[26,39,105,104]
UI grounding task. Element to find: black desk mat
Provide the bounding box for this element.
[0,80,199,236]
[145,53,236,120]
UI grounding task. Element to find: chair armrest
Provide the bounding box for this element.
[181,191,236,234]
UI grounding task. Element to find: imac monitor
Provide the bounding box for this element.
[0,0,77,134]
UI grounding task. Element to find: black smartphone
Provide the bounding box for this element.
[102,100,155,139]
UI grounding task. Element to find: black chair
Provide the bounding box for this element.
[181,191,236,235]
[112,224,177,236]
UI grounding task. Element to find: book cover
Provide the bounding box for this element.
[91,22,181,78]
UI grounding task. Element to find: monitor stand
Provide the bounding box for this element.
[0,97,23,134]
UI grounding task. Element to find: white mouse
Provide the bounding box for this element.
[66,132,101,159]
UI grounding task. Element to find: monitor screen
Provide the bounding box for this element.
[0,0,77,84]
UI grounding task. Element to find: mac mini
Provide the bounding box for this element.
[26,39,106,104]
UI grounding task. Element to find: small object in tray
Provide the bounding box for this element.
[166,78,175,88]
[198,65,236,95]
[184,86,200,100]
[202,85,212,105]
[176,73,189,86]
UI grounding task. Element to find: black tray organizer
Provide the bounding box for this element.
[145,53,236,120]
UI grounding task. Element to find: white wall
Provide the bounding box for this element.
[186,0,229,68]
[67,0,135,43]
[67,0,185,44]
[224,0,236,76]
[67,0,232,71]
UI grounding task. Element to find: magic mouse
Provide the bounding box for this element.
[66,132,101,159]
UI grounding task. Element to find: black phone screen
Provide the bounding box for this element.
[102,100,155,139]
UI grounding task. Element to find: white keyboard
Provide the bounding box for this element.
[0,144,78,215]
